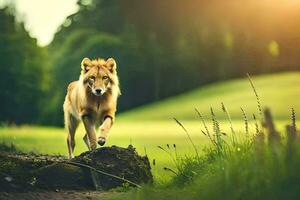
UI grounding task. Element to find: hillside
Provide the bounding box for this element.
[119,72,300,121]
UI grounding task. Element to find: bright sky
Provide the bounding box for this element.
[0,0,79,46]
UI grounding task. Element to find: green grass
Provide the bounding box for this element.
[104,137,300,200]
[0,71,299,181]
[120,71,300,121]
[103,92,300,200]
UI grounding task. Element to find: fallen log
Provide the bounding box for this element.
[0,145,153,191]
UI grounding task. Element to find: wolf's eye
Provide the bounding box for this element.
[89,76,95,81]
[103,76,108,80]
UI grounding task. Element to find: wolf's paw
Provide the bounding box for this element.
[98,136,106,146]
[69,154,74,159]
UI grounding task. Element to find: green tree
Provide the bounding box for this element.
[0,7,48,124]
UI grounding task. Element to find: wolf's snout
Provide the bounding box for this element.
[95,89,102,95]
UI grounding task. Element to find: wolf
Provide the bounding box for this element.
[63,57,120,159]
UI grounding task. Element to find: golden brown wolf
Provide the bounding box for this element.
[63,57,120,159]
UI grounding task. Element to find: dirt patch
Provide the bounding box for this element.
[0,144,152,192]
[0,190,114,200]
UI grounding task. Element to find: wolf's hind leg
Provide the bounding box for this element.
[65,113,79,159]
[82,116,97,150]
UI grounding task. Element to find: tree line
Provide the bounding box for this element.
[0,7,48,124]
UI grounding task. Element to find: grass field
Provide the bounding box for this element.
[104,119,300,200]
[0,71,299,180]
[120,71,300,121]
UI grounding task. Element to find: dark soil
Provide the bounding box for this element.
[0,190,114,200]
[0,143,152,198]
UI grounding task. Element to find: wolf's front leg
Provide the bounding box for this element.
[98,117,113,146]
[83,133,91,150]
[82,116,97,150]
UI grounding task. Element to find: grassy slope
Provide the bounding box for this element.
[119,72,300,121]
[0,71,299,180]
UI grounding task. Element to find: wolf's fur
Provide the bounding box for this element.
[63,57,120,158]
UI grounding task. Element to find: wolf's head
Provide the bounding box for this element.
[80,57,119,96]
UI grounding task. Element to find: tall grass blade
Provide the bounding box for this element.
[241,107,249,136]
[210,107,223,154]
[173,117,199,157]
[195,108,217,146]
[247,73,263,119]
[221,102,236,145]
[253,114,259,135]
[157,145,179,170]
[291,107,296,133]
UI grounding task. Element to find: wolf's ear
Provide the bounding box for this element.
[105,58,117,73]
[81,57,92,72]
